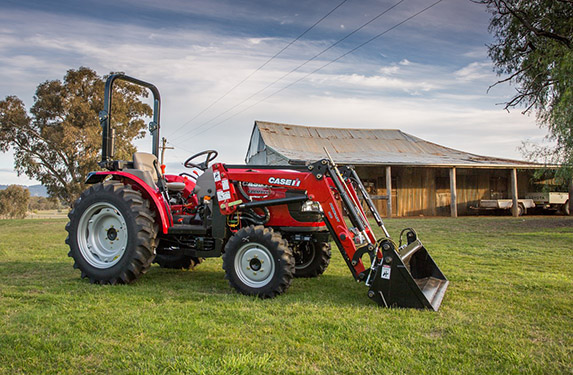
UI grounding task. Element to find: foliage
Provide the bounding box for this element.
[476,0,573,177]
[0,217,572,374]
[0,67,152,206]
[28,196,65,212]
[0,185,30,219]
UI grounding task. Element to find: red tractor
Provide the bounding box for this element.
[66,75,449,310]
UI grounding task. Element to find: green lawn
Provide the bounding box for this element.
[0,217,571,374]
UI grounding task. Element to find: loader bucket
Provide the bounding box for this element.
[368,238,448,311]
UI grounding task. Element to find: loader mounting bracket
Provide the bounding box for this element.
[352,244,375,267]
[307,159,329,179]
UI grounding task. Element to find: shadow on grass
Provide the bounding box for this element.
[143,265,372,308]
[0,259,380,309]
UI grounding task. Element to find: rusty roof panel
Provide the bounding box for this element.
[253,121,541,168]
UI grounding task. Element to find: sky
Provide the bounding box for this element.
[0,0,549,185]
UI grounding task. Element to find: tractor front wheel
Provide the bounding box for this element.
[66,181,158,284]
[222,225,294,298]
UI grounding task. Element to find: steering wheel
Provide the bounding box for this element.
[184,150,218,171]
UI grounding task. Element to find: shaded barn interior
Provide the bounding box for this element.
[246,121,547,217]
[353,166,533,217]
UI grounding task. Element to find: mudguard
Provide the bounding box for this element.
[85,171,173,234]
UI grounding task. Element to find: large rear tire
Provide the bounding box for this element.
[65,181,158,284]
[222,225,294,298]
[293,241,331,278]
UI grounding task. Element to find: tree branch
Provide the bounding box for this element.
[11,138,70,187]
[503,79,556,112]
[487,64,531,93]
[498,0,571,48]
[24,123,76,177]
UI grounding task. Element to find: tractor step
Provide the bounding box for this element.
[167,224,208,235]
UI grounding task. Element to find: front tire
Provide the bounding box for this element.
[65,181,158,284]
[222,225,294,298]
[293,241,331,278]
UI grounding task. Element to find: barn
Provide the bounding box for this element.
[245,121,548,217]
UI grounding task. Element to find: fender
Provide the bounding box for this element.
[86,171,172,234]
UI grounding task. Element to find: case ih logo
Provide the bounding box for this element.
[268,177,301,187]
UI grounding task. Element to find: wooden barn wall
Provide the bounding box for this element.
[395,167,436,217]
[455,168,490,216]
[354,166,397,217]
[353,166,535,217]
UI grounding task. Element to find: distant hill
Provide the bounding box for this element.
[28,185,48,197]
[0,184,48,197]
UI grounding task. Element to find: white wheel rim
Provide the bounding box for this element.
[234,243,275,288]
[77,202,128,269]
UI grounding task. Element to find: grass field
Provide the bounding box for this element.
[25,210,68,220]
[0,216,571,374]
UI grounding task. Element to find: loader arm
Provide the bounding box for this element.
[213,158,449,310]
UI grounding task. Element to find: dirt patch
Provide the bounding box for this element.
[514,216,573,230]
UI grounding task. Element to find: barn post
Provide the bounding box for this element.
[510,168,519,217]
[449,167,457,218]
[386,166,392,218]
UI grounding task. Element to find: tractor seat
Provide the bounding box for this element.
[130,152,184,193]
[127,152,160,189]
[166,181,186,192]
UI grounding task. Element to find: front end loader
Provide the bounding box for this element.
[66,74,448,310]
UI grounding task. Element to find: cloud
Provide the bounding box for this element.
[0,150,38,185]
[454,62,492,82]
[379,65,400,75]
[0,0,548,180]
[248,37,275,45]
[463,46,489,59]
[324,73,438,93]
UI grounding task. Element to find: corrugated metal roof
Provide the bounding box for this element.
[253,121,542,168]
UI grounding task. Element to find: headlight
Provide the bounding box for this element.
[301,200,322,213]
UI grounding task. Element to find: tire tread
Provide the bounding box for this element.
[66,181,158,284]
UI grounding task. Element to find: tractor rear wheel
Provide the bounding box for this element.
[65,181,158,284]
[222,225,294,298]
[293,241,331,278]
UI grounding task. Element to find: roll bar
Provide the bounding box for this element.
[99,74,161,169]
